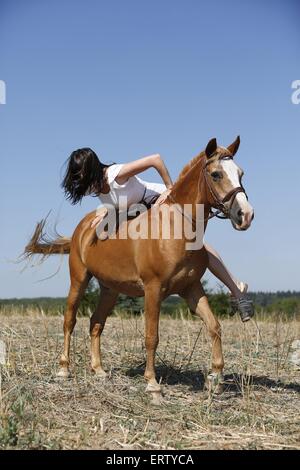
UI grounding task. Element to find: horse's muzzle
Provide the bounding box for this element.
[230,195,254,231]
[231,208,254,231]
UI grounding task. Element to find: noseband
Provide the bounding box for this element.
[203,155,248,220]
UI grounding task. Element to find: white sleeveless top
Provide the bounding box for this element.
[98,164,166,210]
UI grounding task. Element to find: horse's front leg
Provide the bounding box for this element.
[181,282,224,394]
[143,280,163,404]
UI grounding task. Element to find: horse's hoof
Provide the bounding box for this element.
[146,382,161,393]
[92,367,107,378]
[146,382,164,405]
[150,391,164,406]
[205,372,224,395]
[56,368,70,380]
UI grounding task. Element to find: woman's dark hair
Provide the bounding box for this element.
[61,148,109,205]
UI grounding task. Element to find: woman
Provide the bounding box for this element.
[62,147,254,322]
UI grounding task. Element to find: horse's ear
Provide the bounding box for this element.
[205,138,217,158]
[227,135,240,156]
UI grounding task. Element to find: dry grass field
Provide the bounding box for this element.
[0,310,299,450]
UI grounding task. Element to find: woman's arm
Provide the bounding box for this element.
[115,154,173,188]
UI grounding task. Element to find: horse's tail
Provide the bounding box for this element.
[24,217,71,260]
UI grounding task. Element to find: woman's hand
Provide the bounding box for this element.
[154,188,172,206]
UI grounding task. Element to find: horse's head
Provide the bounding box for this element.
[204,137,254,231]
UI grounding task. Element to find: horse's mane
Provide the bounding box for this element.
[172,150,206,188]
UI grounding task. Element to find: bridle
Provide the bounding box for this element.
[203,154,248,220]
[167,153,248,226]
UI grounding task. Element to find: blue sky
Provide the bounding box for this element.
[0,0,299,298]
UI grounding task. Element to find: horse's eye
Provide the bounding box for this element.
[211,171,222,181]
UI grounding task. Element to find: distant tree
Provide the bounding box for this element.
[207,288,230,317]
[200,279,230,317]
[266,297,300,315]
[116,294,143,315]
[2,280,299,317]
[80,279,143,315]
[80,279,100,315]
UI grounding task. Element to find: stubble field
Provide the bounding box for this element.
[0,311,299,450]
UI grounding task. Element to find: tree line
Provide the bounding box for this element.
[1,280,299,317]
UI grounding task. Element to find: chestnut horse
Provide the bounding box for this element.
[25,137,254,403]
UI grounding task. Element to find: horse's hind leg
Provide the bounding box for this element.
[57,268,91,379]
[90,285,118,377]
[181,282,224,393]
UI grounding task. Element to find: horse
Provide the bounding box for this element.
[25,137,254,404]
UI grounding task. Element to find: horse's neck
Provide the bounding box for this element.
[170,156,210,218]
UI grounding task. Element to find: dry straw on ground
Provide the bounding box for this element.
[0,310,299,450]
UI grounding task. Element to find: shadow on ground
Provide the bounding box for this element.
[126,364,300,395]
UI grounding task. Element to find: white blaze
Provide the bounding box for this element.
[220,158,251,214]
